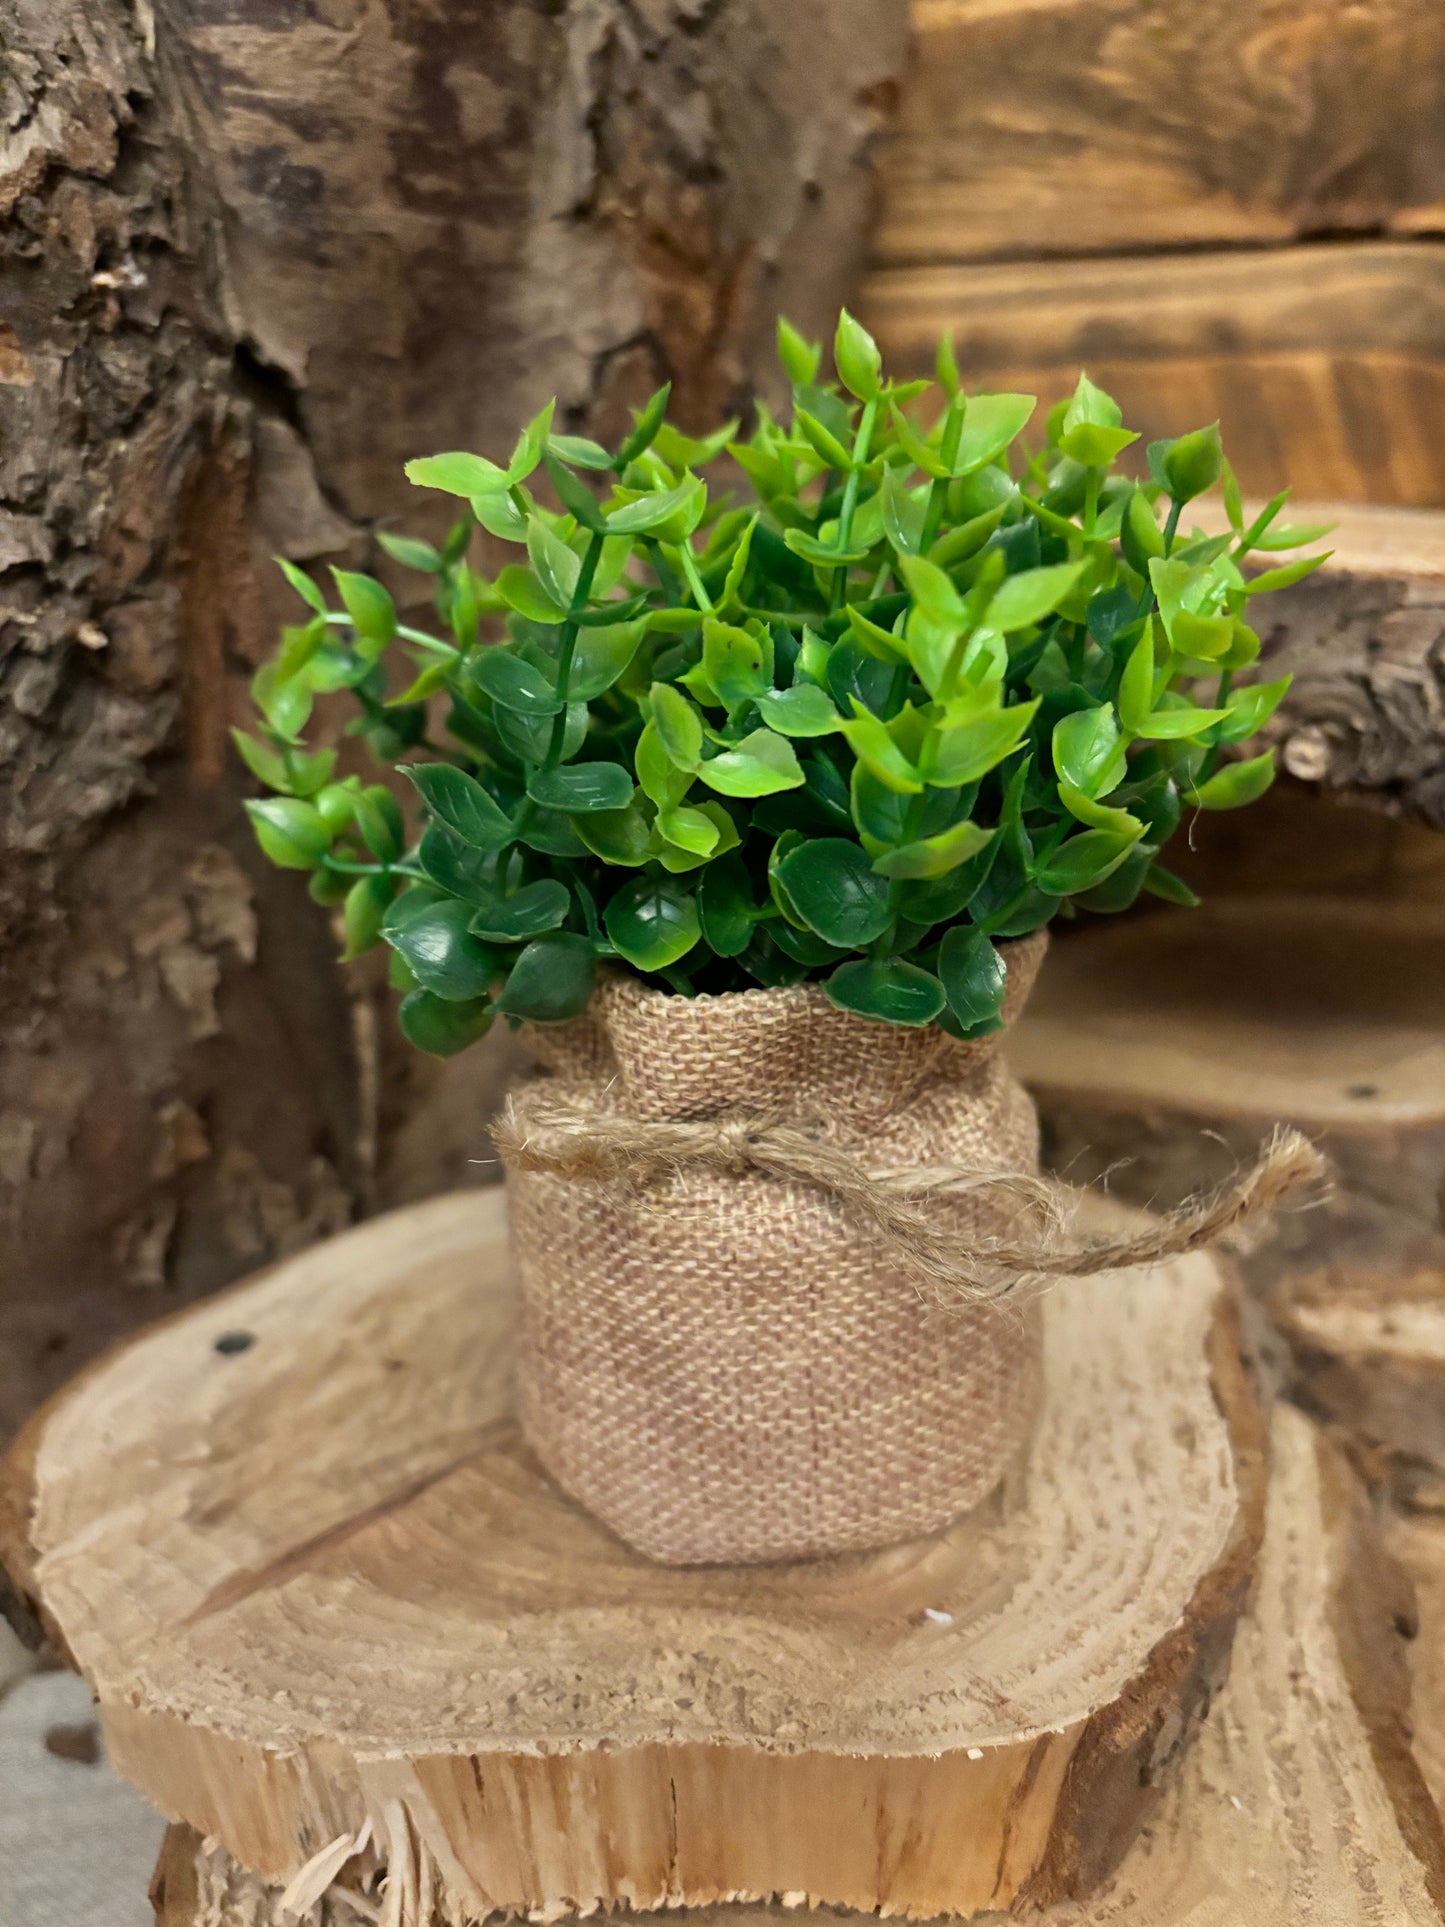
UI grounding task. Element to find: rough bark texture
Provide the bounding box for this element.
[0,1188,1263,1920]
[1251,507,1445,826]
[0,0,909,1438]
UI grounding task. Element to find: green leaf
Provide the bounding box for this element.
[783,527,873,569]
[567,620,642,699]
[376,531,443,572]
[1144,863,1202,907]
[881,463,926,555]
[1052,705,1124,797]
[952,394,1036,475]
[871,819,995,880]
[397,988,493,1057]
[574,800,652,866]
[1185,748,1276,810]
[354,785,404,861]
[403,763,514,850]
[605,480,696,535]
[1222,461,1245,533]
[1170,607,1235,661]
[756,683,841,737]
[1057,781,1143,835]
[931,700,1038,788]
[824,958,946,1027]
[937,925,1006,1032]
[899,551,965,628]
[1160,423,1223,503]
[1135,701,1230,741]
[777,316,822,385]
[614,383,672,468]
[340,874,393,960]
[1056,373,1137,468]
[244,797,330,869]
[1243,552,1331,595]
[793,405,854,472]
[385,899,497,999]
[698,728,804,798]
[469,879,571,941]
[775,837,893,947]
[541,450,611,532]
[649,683,705,770]
[526,517,582,609]
[654,801,738,873]
[526,762,634,813]
[834,308,882,401]
[494,932,595,1021]
[417,822,497,902]
[702,617,771,708]
[889,405,950,480]
[231,729,292,791]
[604,875,701,971]
[656,805,720,856]
[697,854,756,957]
[276,557,327,614]
[495,564,565,624]
[473,490,528,542]
[547,434,613,472]
[840,701,924,793]
[935,331,961,399]
[986,562,1084,634]
[1118,621,1157,735]
[1215,674,1291,743]
[472,647,563,716]
[405,451,509,497]
[635,721,693,808]
[1035,827,1142,896]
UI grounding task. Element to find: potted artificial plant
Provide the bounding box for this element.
[240,312,1323,1564]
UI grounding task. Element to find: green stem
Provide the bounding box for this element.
[1162,498,1184,556]
[1197,668,1234,781]
[321,856,427,879]
[643,536,682,600]
[677,540,714,614]
[541,531,606,771]
[1083,467,1100,541]
[829,398,879,611]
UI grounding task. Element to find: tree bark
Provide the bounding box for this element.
[0,0,909,1437]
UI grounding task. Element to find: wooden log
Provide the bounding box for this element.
[875,0,1445,266]
[147,1407,1445,1926]
[1011,894,1445,1303]
[863,242,1445,505]
[3,1190,1263,1920]
[1247,506,1445,828]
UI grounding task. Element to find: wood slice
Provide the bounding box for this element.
[147,1407,1445,1927]
[2,1190,1262,1921]
[1010,893,1445,1307]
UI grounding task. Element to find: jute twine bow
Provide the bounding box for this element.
[493,1091,1329,1307]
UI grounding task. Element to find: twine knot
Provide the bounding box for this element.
[494,1091,1329,1308]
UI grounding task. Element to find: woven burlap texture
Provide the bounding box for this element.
[507,931,1049,1565]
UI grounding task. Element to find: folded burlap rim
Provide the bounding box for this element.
[493,1091,1329,1308]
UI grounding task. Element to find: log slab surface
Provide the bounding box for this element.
[2,1190,1262,1920]
[148,1409,1445,1926]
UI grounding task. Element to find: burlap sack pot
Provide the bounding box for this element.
[503,930,1050,1566]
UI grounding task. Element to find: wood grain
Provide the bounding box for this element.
[1011,894,1445,1303]
[1,1189,1262,1919]
[875,0,1445,266]
[149,1409,1445,1926]
[865,241,1445,505]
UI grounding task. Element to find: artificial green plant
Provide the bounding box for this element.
[239,311,1327,1053]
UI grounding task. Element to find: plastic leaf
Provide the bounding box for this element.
[823,958,945,1027]
[775,838,893,947]
[494,932,595,1021]
[603,875,701,971]
[525,762,634,813]
[402,763,514,851]
[697,728,804,798]
[405,451,509,497]
[937,924,1006,1031]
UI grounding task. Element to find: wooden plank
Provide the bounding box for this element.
[865,241,1445,503]
[877,0,1445,266]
